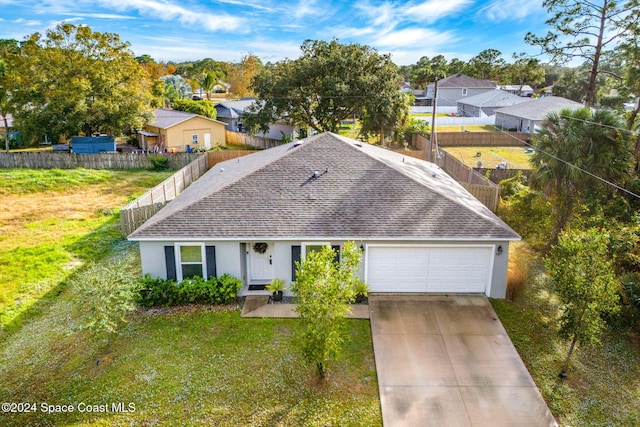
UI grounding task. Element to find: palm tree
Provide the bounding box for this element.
[197,72,218,100]
[530,108,631,246]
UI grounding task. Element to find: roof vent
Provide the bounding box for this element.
[220,168,225,172]
[313,171,319,178]
[293,141,303,147]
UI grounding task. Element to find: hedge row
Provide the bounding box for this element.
[138,274,242,307]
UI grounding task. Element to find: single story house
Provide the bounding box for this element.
[494,96,584,134]
[139,108,226,152]
[426,74,496,107]
[499,85,534,97]
[128,132,520,298]
[457,90,530,118]
[214,99,300,141]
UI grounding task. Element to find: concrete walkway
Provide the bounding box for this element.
[369,295,557,427]
[240,295,370,319]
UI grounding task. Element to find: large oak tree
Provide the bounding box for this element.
[244,39,406,140]
[8,24,155,143]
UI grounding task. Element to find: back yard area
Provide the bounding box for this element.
[442,146,533,169]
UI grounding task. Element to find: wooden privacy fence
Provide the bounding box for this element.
[0,151,202,169]
[207,150,256,166]
[474,168,533,184]
[437,131,530,147]
[411,134,500,211]
[120,155,208,235]
[225,131,280,149]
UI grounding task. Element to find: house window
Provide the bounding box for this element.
[302,242,341,263]
[192,134,198,144]
[462,88,468,96]
[176,243,206,280]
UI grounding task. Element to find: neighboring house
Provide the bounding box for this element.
[139,108,226,152]
[499,85,534,97]
[128,132,520,298]
[214,99,300,141]
[457,90,530,118]
[426,73,496,107]
[494,96,584,134]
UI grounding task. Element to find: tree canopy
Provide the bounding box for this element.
[245,39,406,138]
[530,108,632,245]
[6,24,155,143]
[525,0,640,107]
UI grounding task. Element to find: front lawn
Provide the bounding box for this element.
[0,247,381,427]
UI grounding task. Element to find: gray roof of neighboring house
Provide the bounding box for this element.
[147,108,225,129]
[214,98,258,119]
[129,132,519,241]
[500,85,534,92]
[430,73,496,89]
[458,90,531,108]
[495,96,583,121]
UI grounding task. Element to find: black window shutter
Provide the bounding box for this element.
[291,245,301,281]
[206,246,217,279]
[164,246,177,280]
[332,245,341,263]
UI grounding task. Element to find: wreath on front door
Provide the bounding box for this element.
[253,242,268,254]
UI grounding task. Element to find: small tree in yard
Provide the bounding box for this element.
[545,227,620,375]
[70,260,139,338]
[290,241,362,377]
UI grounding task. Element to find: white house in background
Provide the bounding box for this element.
[128,132,520,299]
[426,73,496,107]
[214,98,299,141]
[494,96,584,134]
[457,90,531,118]
[499,85,534,97]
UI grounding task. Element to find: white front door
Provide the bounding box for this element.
[204,133,212,149]
[248,242,274,284]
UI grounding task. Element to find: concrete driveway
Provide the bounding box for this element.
[369,295,557,427]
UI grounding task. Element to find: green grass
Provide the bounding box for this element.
[492,245,640,426]
[443,146,533,169]
[0,168,173,330]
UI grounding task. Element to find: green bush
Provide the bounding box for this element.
[137,274,242,307]
[148,154,169,170]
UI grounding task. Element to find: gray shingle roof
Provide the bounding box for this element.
[457,90,530,108]
[147,108,225,129]
[128,133,519,241]
[431,73,496,89]
[495,96,584,121]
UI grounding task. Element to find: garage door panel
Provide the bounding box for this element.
[367,246,492,294]
[427,247,492,293]
[368,247,429,292]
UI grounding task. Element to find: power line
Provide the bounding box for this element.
[496,128,640,200]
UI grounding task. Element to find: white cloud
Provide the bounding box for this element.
[13,18,42,26]
[372,27,455,49]
[96,0,246,32]
[481,0,543,22]
[65,13,138,20]
[405,0,474,23]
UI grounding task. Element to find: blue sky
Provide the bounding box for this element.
[0,0,551,65]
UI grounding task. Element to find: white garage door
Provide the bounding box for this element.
[366,246,493,293]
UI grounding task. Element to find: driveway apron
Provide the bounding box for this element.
[369,295,557,427]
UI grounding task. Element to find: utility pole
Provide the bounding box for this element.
[427,77,439,162]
